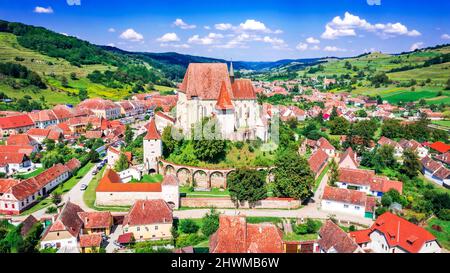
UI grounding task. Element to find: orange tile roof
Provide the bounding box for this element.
[353,212,438,253]
[322,186,367,207]
[215,81,234,110]
[308,149,329,175]
[231,79,256,99]
[96,169,162,193]
[6,134,35,146]
[144,119,160,140]
[0,114,34,129]
[430,141,450,153]
[79,233,103,248]
[0,152,28,165]
[318,220,360,253]
[209,215,284,253]
[0,179,19,193]
[78,211,112,229]
[123,199,173,226]
[0,145,34,156]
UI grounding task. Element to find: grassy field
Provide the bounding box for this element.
[425,218,450,250]
[13,167,44,179]
[314,165,329,192]
[130,173,164,183]
[180,186,230,198]
[83,165,106,209]
[53,162,94,195]
[432,120,450,128]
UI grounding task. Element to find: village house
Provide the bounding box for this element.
[378,136,404,157]
[6,134,39,151]
[0,145,35,157]
[317,220,363,253]
[95,169,179,208]
[349,212,441,253]
[0,152,32,175]
[78,211,113,235]
[421,156,450,188]
[339,147,359,169]
[435,152,450,165]
[26,128,62,144]
[316,137,336,157]
[51,105,75,123]
[0,114,35,136]
[115,100,135,117]
[79,233,104,253]
[28,109,59,128]
[106,146,132,168]
[336,168,403,197]
[321,186,376,219]
[40,201,84,251]
[0,160,78,215]
[76,98,121,120]
[122,199,173,241]
[308,149,329,179]
[209,215,284,253]
[429,141,450,154]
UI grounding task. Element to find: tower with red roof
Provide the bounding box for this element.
[143,118,161,173]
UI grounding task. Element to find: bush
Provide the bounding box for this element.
[201,208,220,237]
[45,206,57,214]
[176,234,206,248]
[349,225,356,232]
[437,209,450,221]
[179,219,199,234]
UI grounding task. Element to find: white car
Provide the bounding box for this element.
[80,184,88,191]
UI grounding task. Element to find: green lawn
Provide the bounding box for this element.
[425,218,450,251]
[130,173,164,183]
[14,168,44,179]
[180,186,230,198]
[246,216,283,225]
[314,165,329,192]
[432,120,450,129]
[53,162,94,195]
[283,232,318,241]
[83,166,106,209]
[20,198,53,216]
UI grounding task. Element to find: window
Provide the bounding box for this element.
[137,227,140,231]
[155,226,158,230]
[344,204,349,208]
[355,206,360,210]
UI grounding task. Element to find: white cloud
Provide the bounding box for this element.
[262,36,288,49]
[296,43,308,51]
[204,26,211,30]
[107,43,116,47]
[274,29,283,34]
[306,37,320,44]
[215,23,233,31]
[367,0,381,5]
[441,34,450,40]
[120,29,144,42]
[410,42,424,51]
[34,6,53,14]
[321,12,420,39]
[61,33,69,36]
[188,33,223,45]
[108,28,116,33]
[310,45,321,50]
[323,46,346,52]
[67,0,81,5]
[240,19,268,31]
[173,19,196,30]
[160,43,190,49]
[156,32,180,42]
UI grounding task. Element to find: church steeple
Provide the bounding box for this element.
[229,61,235,84]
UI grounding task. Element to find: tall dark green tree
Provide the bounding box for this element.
[227,168,267,208]
[125,125,134,144]
[272,151,315,200]
[401,148,421,178]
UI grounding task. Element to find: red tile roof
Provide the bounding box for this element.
[79,233,103,248]
[85,130,103,139]
[117,232,134,244]
[26,128,61,141]
[76,98,119,111]
[6,134,35,146]
[96,169,162,193]
[215,81,234,110]
[0,152,28,165]
[20,215,38,236]
[231,79,256,99]
[52,105,74,120]
[47,201,84,238]
[0,145,34,156]
[349,229,371,244]
[209,215,284,253]
[322,186,367,207]
[155,111,176,123]
[318,220,361,253]
[370,176,403,194]
[78,211,112,229]
[28,110,57,123]
[338,168,375,186]
[179,63,233,100]
[144,119,161,140]
[123,199,173,226]
[429,141,450,154]
[9,163,69,201]
[0,114,34,129]
[353,212,438,253]
[339,147,359,167]
[65,158,81,172]
[317,137,335,151]
[0,179,19,193]
[308,149,329,175]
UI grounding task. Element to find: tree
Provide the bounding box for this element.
[162,126,182,157]
[44,138,56,151]
[330,106,338,120]
[227,168,267,208]
[355,109,368,118]
[445,78,450,90]
[381,119,402,139]
[401,148,421,178]
[328,160,339,186]
[70,72,77,80]
[125,125,134,144]
[114,153,129,172]
[78,88,88,101]
[88,149,100,163]
[201,208,220,237]
[179,219,199,234]
[51,193,61,205]
[374,145,397,170]
[21,223,43,253]
[329,116,350,135]
[61,76,69,88]
[273,151,315,200]
[41,152,64,168]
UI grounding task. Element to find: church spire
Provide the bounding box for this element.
[229,60,235,84]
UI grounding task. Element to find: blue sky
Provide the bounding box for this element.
[1,0,449,61]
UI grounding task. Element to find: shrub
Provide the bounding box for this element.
[176,234,206,248]
[437,209,450,221]
[179,219,199,234]
[201,208,220,237]
[45,206,57,214]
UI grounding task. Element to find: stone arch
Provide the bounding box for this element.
[193,170,208,189]
[226,170,237,188]
[210,171,226,189]
[176,168,191,186]
[165,165,176,176]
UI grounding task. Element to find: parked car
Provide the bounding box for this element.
[80,184,88,191]
[92,170,98,175]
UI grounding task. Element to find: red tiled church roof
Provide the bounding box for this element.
[215,81,234,110]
